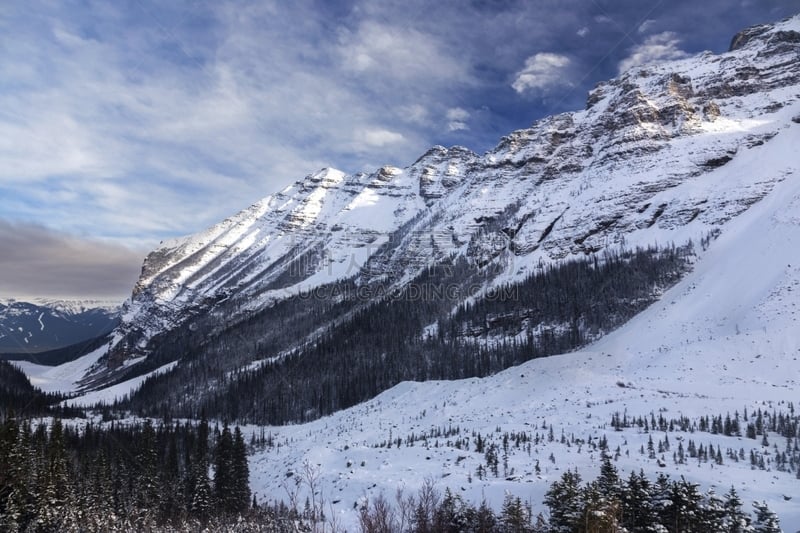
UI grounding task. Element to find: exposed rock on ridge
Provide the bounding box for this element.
[81,14,800,389]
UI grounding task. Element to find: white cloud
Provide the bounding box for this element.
[337,21,468,84]
[359,129,406,147]
[0,2,455,251]
[511,53,572,94]
[618,32,690,74]
[638,19,657,34]
[446,108,469,121]
[445,107,470,131]
[577,26,589,38]
[399,104,429,125]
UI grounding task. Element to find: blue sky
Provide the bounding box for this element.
[0,0,797,300]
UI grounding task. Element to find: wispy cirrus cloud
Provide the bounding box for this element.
[638,19,658,33]
[337,20,469,84]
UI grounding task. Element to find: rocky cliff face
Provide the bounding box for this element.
[81,14,800,389]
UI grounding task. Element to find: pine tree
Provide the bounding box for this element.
[231,426,251,514]
[651,473,675,530]
[596,453,622,501]
[702,488,727,532]
[159,427,182,522]
[669,477,704,533]
[35,419,69,531]
[752,500,783,533]
[213,422,234,513]
[434,488,468,532]
[583,482,622,533]
[0,414,23,531]
[136,419,159,512]
[543,469,583,533]
[500,494,530,533]
[473,498,497,533]
[722,487,753,533]
[621,470,661,532]
[90,450,115,531]
[190,417,212,521]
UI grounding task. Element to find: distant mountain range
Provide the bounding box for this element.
[0,299,120,357]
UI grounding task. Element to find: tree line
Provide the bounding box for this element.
[0,414,267,532]
[357,455,784,532]
[121,244,692,426]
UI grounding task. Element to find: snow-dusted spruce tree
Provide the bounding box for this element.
[33,419,70,531]
[752,500,783,533]
[701,488,727,531]
[190,417,213,521]
[723,487,754,533]
[621,470,662,531]
[543,469,583,532]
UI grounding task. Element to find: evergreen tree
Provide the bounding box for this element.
[34,419,69,531]
[160,428,181,522]
[213,422,234,513]
[543,470,583,533]
[752,500,783,533]
[190,417,212,521]
[595,453,622,502]
[702,488,727,532]
[500,494,531,533]
[723,487,753,533]
[434,488,468,532]
[231,426,251,515]
[0,414,21,530]
[621,469,661,532]
[582,482,621,533]
[472,498,497,533]
[136,419,159,512]
[669,477,704,533]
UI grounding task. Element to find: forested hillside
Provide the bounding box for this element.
[121,244,691,424]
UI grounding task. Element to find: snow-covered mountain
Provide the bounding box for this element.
[14,14,800,529]
[0,299,119,356]
[67,14,800,396]
[242,137,800,529]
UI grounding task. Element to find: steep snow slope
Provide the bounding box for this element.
[247,123,800,530]
[70,14,800,389]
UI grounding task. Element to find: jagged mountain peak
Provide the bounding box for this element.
[729,13,800,51]
[66,13,800,390]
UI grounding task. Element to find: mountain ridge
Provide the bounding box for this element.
[22,14,800,408]
[0,299,119,356]
[13,15,800,528]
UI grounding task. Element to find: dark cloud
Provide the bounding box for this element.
[0,220,145,300]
